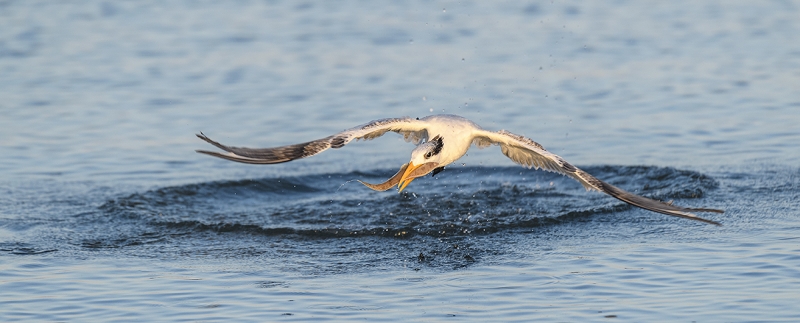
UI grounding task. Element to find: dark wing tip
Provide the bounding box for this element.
[195,132,323,164]
[686,207,725,214]
[195,149,224,157]
[196,132,213,142]
[194,149,291,164]
[597,181,723,226]
[196,132,218,146]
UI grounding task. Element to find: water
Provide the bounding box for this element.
[2,1,799,321]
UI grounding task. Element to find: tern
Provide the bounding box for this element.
[196,114,723,225]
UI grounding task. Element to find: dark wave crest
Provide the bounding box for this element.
[97,166,721,241]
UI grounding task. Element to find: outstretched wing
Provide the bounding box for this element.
[196,117,428,164]
[473,129,724,225]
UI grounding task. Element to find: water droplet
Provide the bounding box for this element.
[422,96,426,101]
[442,8,446,12]
[429,108,433,112]
[462,58,465,61]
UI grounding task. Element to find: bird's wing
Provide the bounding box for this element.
[196,117,428,164]
[473,129,723,225]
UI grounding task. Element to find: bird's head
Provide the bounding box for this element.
[397,135,444,192]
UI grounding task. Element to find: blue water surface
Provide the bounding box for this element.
[2,1,799,321]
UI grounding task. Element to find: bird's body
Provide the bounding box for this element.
[196,114,723,225]
[413,115,477,165]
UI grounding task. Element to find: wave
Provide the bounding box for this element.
[96,165,722,241]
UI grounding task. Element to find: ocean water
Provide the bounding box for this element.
[2,0,799,321]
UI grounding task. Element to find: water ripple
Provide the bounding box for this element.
[92,166,721,242]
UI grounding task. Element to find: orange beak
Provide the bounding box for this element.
[397,162,439,192]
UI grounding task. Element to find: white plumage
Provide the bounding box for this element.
[197,114,723,225]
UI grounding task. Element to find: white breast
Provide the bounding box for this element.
[420,115,482,165]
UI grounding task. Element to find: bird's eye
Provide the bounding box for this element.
[424,152,432,159]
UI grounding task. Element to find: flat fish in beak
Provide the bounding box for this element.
[358,163,410,191]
